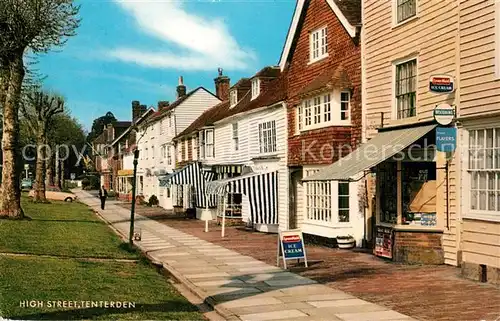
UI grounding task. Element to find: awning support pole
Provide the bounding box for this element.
[221,194,226,238]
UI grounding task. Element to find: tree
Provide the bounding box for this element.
[0,0,80,218]
[86,112,116,143]
[20,90,64,202]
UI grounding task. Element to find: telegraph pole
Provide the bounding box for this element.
[129,149,140,246]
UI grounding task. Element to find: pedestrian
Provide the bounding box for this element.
[98,185,108,210]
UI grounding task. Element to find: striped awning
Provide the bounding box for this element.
[206,171,278,225]
[158,172,177,187]
[168,162,217,208]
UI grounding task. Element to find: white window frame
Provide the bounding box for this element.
[160,119,164,135]
[296,105,303,134]
[232,123,239,151]
[303,168,352,226]
[258,120,277,155]
[465,126,500,222]
[191,137,198,161]
[184,139,189,161]
[392,56,418,120]
[177,144,182,163]
[298,91,350,131]
[166,145,172,166]
[205,129,215,158]
[199,131,205,159]
[251,78,260,100]
[230,90,238,107]
[309,26,328,63]
[392,0,418,27]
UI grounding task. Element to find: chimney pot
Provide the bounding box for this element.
[176,76,187,98]
[214,68,230,101]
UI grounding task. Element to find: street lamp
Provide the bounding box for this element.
[129,148,140,246]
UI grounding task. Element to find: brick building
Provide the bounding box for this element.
[280,0,364,244]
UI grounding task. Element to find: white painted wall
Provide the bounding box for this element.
[210,104,289,232]
[137,88,220,210]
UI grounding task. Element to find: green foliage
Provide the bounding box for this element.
[107,190,116,198]
[86,112,117,143]
[81,177,90,189]
[65,181,79,189]
[148,195,159,207]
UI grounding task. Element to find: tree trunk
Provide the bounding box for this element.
[55,148,60,189]
[60,159,65,189]
[45,148,55,186]
[1,54,24,219]
[34,125,47,202]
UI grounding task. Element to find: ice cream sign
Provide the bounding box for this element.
[277,230,308,269]
[429,74,455,93]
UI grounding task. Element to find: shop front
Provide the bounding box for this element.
[303,123,450,264]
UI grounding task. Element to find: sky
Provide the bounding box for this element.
[37,0,296,131]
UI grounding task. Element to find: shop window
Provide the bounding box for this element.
[218,193,242,218]
[469,128,500,213]
[395,58,417,119]
[402,162,437,226]
[338,182,350,222]
[379,162,398,224]
[305,169,332,224]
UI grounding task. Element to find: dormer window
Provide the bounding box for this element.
[251,78,260,100]
[310,26,328,63]
[230,90,238,107]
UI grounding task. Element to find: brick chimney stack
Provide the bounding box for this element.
[214,67,230,101]
[176,76,187,98]
[132,100,147,124]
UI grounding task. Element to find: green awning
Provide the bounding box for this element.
[303,124,437,181]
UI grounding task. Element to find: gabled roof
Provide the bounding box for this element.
[251,66,281,79]
[110,107,155,146]
[230,78,251,90]
[221,73,287,121]
[150,86,219,122]
[278,0,361,71]
[175,101,231,139]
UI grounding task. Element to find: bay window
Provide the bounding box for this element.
[298,91,350,131]
[304,169,350,224]
[259,120,277,154]
[469,128,500,215]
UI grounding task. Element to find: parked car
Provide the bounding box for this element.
[21,178,33,190]
[29,187,77,202]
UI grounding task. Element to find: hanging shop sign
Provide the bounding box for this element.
[436,126,457,152]
[433,104,455,126]
[277,230,308,269]
[375,226,393,259]
[429,74,455,93]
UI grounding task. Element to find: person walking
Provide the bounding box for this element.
[98,185,108,210]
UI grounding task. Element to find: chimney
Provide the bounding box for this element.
[158,100,170,110]
[214,67,230,101]
[132,100,147,123]
[176,76,187,98]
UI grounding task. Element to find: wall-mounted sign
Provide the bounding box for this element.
[429,74,455,93]
[277,229,308,269]
[433,104,455,126]
[436,126,457,152]
[375,226,393,259]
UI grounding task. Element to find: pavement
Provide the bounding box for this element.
[75,189,417,321]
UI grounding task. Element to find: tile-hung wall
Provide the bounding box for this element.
[457,0,500,279]
[363,0,460,264]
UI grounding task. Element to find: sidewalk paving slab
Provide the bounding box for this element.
[76,190,418,321]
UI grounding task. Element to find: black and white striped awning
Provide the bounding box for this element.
[167,162,216,208]
[158,172,177,187]
[205,171,278,225]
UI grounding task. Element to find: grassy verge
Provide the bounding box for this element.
[0,196,204,320]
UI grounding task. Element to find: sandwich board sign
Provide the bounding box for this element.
[277,229,308,269]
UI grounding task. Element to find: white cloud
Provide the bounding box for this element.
[107,0,256,71]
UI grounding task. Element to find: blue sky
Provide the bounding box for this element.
[37,0,296,131]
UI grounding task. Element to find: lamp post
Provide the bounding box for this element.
[129,148,140,246]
